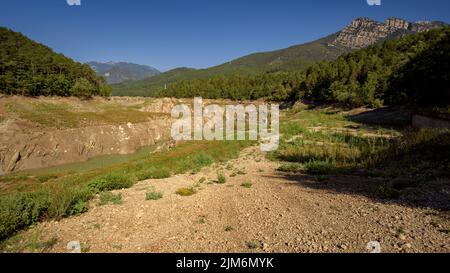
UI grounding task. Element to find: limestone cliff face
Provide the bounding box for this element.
[330,17,447,50]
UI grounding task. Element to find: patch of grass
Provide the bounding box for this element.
[270,109,399,175]
[241,182,253,188]
[81,243,91,253]
[281,122,307,138]
[45,183,92,219]
[330,205,341,212]
[0,192,49,241]
[98,192,123,206]
[304,160,335,175]
[198,216,207,224]
[36,174,58,183]
[371,129,450,177]
[29,236,58,252]
[88,173,135,192]
[146,189,163,201]
[277,163,303,173]
[0,140,252,241]
[216,173,227,184]
[198,177,206,184]
[176,187,197,196]
[112,244,123,250]
[374,184,401,200]
[136,168,171,180]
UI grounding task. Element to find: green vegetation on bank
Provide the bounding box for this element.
[273,107,450,182]
[0,140,251,241]
[0,27,111,98]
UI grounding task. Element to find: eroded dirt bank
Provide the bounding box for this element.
[0,96,265,174]
[0,120,172,173]
[0,96,180,174]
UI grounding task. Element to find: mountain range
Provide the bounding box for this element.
[88,61,160,84]
[112,17,447,97]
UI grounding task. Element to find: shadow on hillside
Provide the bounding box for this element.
[270,128,450,211]
[347,105,413,127]
[268,172,450,212]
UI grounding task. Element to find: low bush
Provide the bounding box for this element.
[304,160,335,175]
[277,163,303,173]
[0,192,49,241]
[176,187,196,196]
[146,190,163,201]
[216,173,227,184]
[88,173,135,192]
[98,192,123,206]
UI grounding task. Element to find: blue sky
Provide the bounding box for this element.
[1,0,449,71]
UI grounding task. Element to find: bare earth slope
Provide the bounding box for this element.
[12,146,449,253]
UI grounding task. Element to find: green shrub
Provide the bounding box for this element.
[216,173,227,184]
[193,153,214,167]
[241,182,253,188]
[304,160,335,175]
[46,184,92,219]
[176,187,196,196]
[146,190,163,201]
[277,163,303,173]
[68,200,89,216]
[0,192,49,241]
[98,192,122,206]
[88,173,135,192]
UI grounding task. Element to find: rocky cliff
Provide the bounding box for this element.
[331,17,447,49]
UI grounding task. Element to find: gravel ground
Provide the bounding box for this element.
[12,146,450,253]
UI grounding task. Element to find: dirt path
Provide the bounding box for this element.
[17,146,450,253]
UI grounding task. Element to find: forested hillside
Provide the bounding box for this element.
[0,27,111,97]
[112,33,345,96]
[159,27,450,108]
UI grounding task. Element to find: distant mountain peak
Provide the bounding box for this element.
[87,61,160,84]
[331,17,448,49]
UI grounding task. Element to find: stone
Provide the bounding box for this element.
[330,17,446,50]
